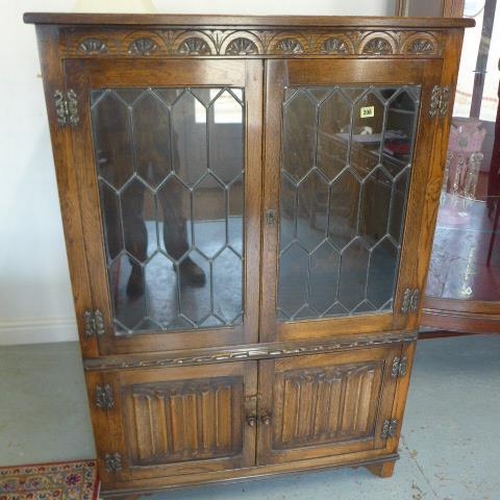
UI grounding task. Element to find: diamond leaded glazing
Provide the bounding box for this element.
[278,86,421,321]
[90,87,245,334]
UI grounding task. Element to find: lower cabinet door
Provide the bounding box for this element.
[257,345,401,465]
[86,361,257,490]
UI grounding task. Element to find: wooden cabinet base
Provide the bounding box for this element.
[365,461,396,478]
[100,455,400,498]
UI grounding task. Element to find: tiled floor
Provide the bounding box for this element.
[1,334,499,499]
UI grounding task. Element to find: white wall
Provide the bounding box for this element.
[0,0,395,346]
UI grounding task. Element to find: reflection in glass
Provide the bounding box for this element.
[426,118,500,301]
[278,86,420,321]
[91,88,245,334]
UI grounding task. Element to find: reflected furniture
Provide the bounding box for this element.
[25,13,471,498]
[487,68,500,265]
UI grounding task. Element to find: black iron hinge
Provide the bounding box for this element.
[391,356,408,378]
[104,453,122,473]
[401,288,420,315]
[84,309,105,338]
[54,89,79,127]
[381,419,398,439]
[95,384,114,410]
[429,85,450,119]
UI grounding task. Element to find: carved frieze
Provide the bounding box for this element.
[62,28,443,58]
[84,332,418,371]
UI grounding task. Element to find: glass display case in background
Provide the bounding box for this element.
[419,0,500,333]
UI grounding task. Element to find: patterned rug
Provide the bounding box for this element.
[0,460,99,500]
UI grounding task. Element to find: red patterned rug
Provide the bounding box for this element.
[0,460,99,500]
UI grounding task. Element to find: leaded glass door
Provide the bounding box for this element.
[65,59,262,355]
[261,59,443,342]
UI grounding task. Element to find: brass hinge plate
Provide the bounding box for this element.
[104,453,122,473]
[391,356,408,378]
[84,309,105,337]
[95,384,114,410]
[381,419,398,439]
[429,85,450,119]
[401,288,420,315]
[54,89,79,127]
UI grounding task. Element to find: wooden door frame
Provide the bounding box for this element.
[260,58,444,343]
[64,57,263,356]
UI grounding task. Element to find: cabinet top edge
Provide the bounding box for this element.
[23,12,475,29]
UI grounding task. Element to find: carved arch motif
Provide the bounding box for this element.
[401,32,440,56]
[360,35,395,55]
[319,35,354,54]
[77,37,107,54]
[223,36,260,55]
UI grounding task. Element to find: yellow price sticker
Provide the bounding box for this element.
[360,106,375,118]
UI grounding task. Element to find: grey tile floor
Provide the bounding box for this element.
[1,334,499,499]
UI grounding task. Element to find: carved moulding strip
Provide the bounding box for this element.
[83,332,418,372]
[62,28,443,58]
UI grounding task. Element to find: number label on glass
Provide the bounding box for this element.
[360,106,375,118]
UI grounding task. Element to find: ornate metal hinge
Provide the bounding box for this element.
[104,453,122,473]
[265,208,277,225]
[95,384,114,410]
[401,288,420,314]
[391,356,408,378]
[84,309,105,337]
[54,89,79,127]
[429,85,450,119]
[381,419,398,439]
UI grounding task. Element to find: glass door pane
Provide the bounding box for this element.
[90,87,245,334]
[278,85,420,321]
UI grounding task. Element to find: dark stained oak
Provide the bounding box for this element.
[26,13,470,498]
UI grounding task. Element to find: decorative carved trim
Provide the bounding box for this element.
[276,37,304,54]
[362,37,394,55]
[104,453,122,473]
[177,36,212,55]
[429,85,451,119]
[411,39,434,54]
[62,28,443,59]
[381,419,398,439]
[402,32,439,55]
[95,384,114,410]
[225,37,259,55]
[83,332,418,371]
[78,37,107,54]
[128,37,158,55]
[320,37,350,54]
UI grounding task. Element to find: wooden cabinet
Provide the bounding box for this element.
[25,13,472,498]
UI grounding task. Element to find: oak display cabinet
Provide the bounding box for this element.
[25,13,472,498]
